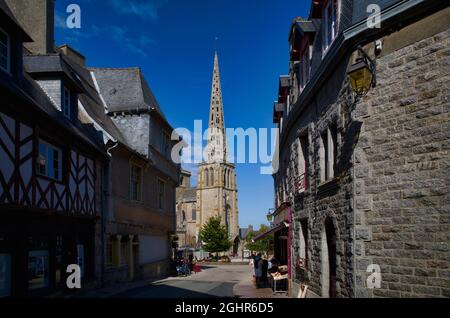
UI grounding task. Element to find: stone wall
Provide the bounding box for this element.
[353,27,450,298]
[286,8,450,299]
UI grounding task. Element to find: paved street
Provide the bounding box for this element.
[112,265,250,298]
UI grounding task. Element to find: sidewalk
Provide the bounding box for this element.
[233,279,289,298]
[61,277,165,298]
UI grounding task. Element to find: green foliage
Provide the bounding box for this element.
[199,216,232,253]
[245,224,274,254]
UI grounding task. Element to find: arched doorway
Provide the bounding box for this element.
[321,217,337,298]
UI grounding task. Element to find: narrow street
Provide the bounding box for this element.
[112,265,250,298]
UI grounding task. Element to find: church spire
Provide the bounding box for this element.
[206,52,227,163]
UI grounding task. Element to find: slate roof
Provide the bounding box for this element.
[24,54,85,92]
[90,68,167,121]
[59,53,126,144]
[179,188,197,203]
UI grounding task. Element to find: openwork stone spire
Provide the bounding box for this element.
[206,52,227,163]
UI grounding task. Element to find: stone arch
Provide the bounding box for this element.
[321,216,337,298]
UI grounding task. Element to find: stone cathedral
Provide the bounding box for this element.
[176,52,240,254]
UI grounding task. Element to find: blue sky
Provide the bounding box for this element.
[55,0,309,229]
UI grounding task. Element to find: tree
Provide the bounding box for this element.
[199,216,232,254]
[245,225,274,254]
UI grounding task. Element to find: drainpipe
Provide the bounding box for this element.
[101,141,118,287]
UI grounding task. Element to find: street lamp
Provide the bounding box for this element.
[347,46,376,97]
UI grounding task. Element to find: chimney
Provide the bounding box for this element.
[5,0,55,54]
[57,44,86,66]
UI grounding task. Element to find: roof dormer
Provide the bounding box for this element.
[23,53,84,120]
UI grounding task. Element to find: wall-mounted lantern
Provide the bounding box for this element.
[266,209,274,222]
[347,46,376,97]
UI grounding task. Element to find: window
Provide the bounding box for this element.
[160,131,170,157]
[130,164,142,201]
[120,237,128,267]
[157,179,165,210]
[319,126,338,183]
[192,209,196,221]
[209,168,214,187]
[0,28,10,73]
[62,86,72,119]
[300,45,310,89]
[37,140,62,181]
[0,254,11,297]
[204,169,209,187]
[28,250,49,290]
[106,237,113,267]
[297,135,309,193]
[323,0,337,52]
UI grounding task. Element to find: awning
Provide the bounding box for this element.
[253,222,288,242]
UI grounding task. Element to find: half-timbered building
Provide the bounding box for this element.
[0,0,106,297]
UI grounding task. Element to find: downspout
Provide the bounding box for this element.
[101,141,118,287]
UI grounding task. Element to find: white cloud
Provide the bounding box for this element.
[55,10,67,29]
[110,0,168,20]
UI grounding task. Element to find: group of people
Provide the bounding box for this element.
[249,253,279,289]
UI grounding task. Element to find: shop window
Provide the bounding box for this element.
[37,140,63,181]
[120,238,128,267]
[55,235,63,286]
[28,250,49,290]
[0,254,11,298]
[106,237,113,267]
[77,244,85,279]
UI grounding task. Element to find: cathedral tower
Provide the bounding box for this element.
[197,52,239,246]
